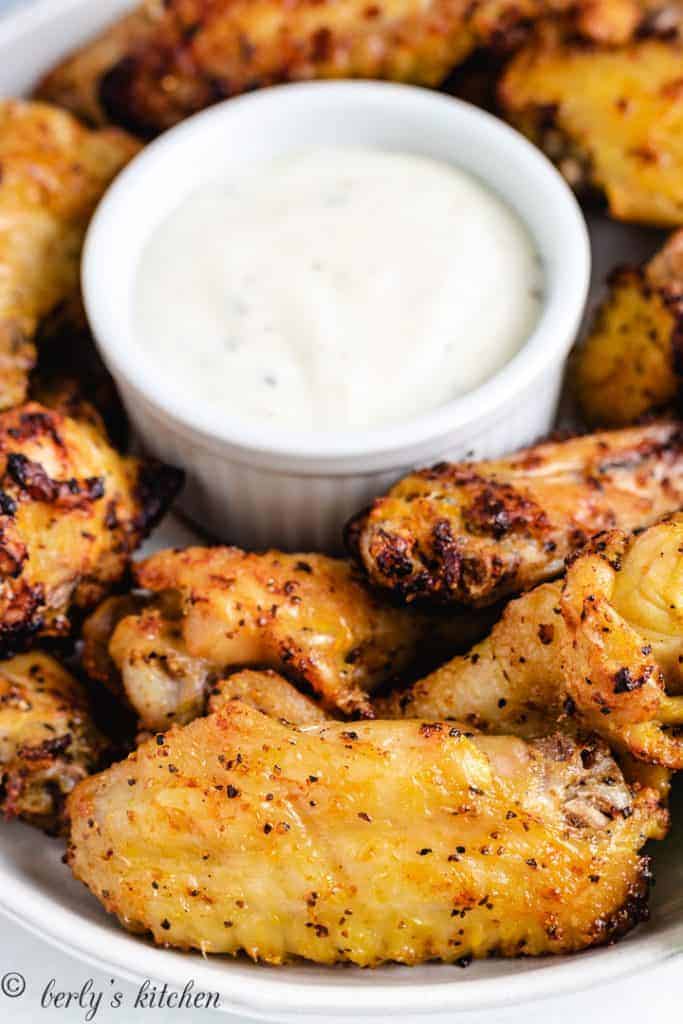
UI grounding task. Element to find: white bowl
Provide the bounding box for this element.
[82,79,590,550]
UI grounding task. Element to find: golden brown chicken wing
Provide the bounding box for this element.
[36,0,479,137]
[35,0,633,137]
[0,402,182,652]
[81,546,492,726]
[347,421,683,607]
[66,702,666,964]
[0,652,105,833]
[383,515,683,768]
[500,34,683,226]
[561,516,683,767]
[0,100,139,411]
[574,231,683,427]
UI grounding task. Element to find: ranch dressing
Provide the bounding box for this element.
[134,147,543,432]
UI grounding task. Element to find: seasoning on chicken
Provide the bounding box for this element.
[381,515,683,768]
[574,230,683,427]
[81,546,493,726]
[207,669,330,724]
[379,580,566,735]
[346,421,683,606]
[0,100,139,411]
[66,701,666,964]
[0,652,105,833]
[500,33,683,226]
[0,402,183,653]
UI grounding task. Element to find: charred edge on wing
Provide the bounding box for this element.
[132,460,184,538]
[0,582,46,658]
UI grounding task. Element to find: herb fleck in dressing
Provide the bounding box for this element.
[134,147,543,432]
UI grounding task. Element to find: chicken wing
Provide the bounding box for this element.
[0,100,139,411]
[382,515,683,768]
[347,421,683,607]
[0,402,182,652]
[499,33,683,226]
[561,516,683,767]
[0,652,105,833]
[66,702,666,964]
[574,231,683,427]
[81,547,493,726]
[36,0,478,137]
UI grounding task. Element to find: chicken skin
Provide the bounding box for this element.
[0,101,139,411]
[207,669,330,724]
[499,34,683,226]
[379,580,566,735]
[81,546,492,727]
[382,515,683,768]
[0,653,105,833]
[347,421,683,607]
[0,403,182,652]
[574,231,683,427]
[67,702,666,964]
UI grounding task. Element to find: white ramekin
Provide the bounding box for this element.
[83,81,590,551]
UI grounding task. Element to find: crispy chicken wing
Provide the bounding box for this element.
[561,516,683,767]
[81,547,492,726]
[37,0,479,137]
[0,100,139,411]
[574,231,683,427]
[67,702,666,964]
[500,34,683,226]
[35,0,634,137]
[0,652,104,833]
[0,403,182,652]
[347,421,683,607]
[382,515,683,767]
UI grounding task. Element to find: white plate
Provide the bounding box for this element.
[0,1,682,1019]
